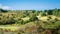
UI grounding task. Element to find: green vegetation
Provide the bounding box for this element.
[0,8,60,34]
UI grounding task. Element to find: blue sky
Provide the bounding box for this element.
[0,0,60,10]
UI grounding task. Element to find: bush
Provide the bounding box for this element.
[41,12,47,16]
[0,16,16,25]
[29,16,38,21]
[16,19,24,24]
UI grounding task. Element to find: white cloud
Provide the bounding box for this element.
[0,3,10,10]
[2,6,10,10]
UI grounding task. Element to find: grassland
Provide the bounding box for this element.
[0,8,60,34]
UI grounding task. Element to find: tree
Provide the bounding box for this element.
[32,10,36,13]
[0,9,8,12]
[47,10,53,15]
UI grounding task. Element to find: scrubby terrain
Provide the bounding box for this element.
[0,8,60,34]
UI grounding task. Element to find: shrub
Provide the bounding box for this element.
[0,16,16,25]
[41,12,47,16]
[29,16,38,21]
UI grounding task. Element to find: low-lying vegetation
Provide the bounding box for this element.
[0,8,60,34]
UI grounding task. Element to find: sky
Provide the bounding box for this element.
[0,0,60,10]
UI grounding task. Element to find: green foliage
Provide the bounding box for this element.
[0,16,16,25]
[29,16,38,21]
[38,18,60,30]
[16,19,25,24]
[41,12,47,16]
[0,8,60,34]
[47,10,53,15]
[0,9,8,12]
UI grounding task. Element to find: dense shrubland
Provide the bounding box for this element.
[0,8,60,34]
